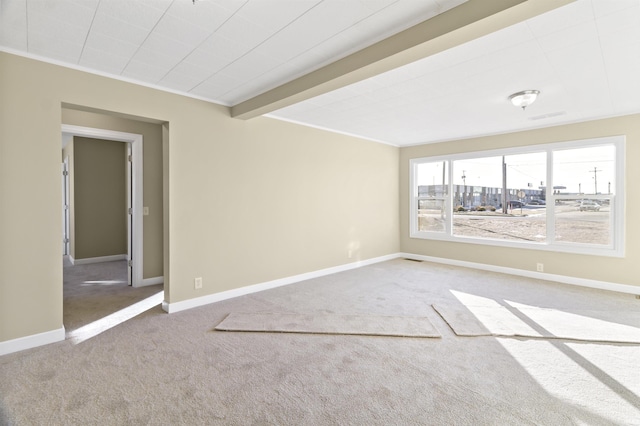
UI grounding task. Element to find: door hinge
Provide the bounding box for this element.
[128,260,133,267]
[63,238,69,243]
[62,170,69,176]
[128,155,132,162]
[128,208,133,215]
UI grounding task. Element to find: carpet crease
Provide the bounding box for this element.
[215,312,441,338]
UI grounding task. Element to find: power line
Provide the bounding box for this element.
[555,159,612,165]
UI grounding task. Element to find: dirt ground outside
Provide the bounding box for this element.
[418,202,610,245]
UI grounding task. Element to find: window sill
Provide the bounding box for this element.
[409,232,624,258]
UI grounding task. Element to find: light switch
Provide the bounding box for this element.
[143,207,149,216]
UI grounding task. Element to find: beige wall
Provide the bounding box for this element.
[0,52,399,344]
[400,114,639,287]
[73,137,127,259]
[61,108,164,278]
[164,110,399,303]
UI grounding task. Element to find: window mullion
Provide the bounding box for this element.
[409,159,417,236]
[446,160,453,235]
[546,150,554,245]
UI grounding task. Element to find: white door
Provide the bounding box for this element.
[62,159,70,256]
[126,142,133,286]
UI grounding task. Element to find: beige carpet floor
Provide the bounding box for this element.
[1,258,639,425]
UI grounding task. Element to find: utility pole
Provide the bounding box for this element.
[461,170,466,206]
[590,167,601,194]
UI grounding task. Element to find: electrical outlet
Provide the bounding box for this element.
[194,277,203,289]
[536,263,544,272]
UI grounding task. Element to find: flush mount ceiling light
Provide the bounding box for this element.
[509,90,540,110]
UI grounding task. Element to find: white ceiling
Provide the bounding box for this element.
[2,0,639,146]
[271,0,640,145]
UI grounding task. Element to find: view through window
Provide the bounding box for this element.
[410,137,623,256]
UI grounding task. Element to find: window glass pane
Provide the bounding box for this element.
[417,199,446,232]
[453,156,501,209]
[451,153,547,242]
[554,198,611,245]
[416,161,448,233]
[553,145,615,195]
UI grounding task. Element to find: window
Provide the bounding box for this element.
[410,136,624,257]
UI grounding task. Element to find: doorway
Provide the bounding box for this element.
[62,125,164,344]
[61,124,144,286]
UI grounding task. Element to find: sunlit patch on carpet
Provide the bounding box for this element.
[433,302,640,344]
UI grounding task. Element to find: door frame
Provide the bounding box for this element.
[61,124,144,287]
[62,157,70,256]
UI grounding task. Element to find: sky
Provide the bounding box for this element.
[418,144,616,195]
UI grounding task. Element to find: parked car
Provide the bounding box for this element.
[529,199,545,205]
[579,200,600,211]
[508,200,525,208]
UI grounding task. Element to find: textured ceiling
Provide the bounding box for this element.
[0,0,464,104]
[2,0,639,146]
[270,0,640,145]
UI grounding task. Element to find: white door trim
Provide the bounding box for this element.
[62,157,70,256]
[61,124,144,287]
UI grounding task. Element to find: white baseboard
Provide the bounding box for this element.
[399,252,640,295]
[72,254,127,265]
[163,250,638,314]
[140,276,164,287]
[6,252,632,356]
[162,254,399,314]
[0,327,65,357]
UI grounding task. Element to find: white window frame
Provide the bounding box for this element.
[410,136,625,257]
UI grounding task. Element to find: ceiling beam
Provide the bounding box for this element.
[231,0,575,120]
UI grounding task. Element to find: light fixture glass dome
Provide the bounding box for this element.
[509,90,540,110]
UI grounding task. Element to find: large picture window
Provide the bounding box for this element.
[410,136,624,257]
